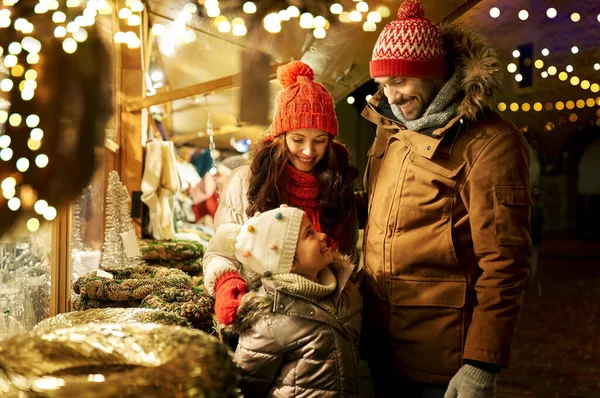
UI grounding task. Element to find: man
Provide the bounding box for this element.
[360,1,532,397]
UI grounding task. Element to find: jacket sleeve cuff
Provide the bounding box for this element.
[203,256,239,296]
[464,359,501,374]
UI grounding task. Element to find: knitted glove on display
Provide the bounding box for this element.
[444,364,497,398]
[214,271,248,325]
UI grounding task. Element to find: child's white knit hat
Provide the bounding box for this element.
[235,205,304,276]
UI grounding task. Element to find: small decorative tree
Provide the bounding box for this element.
[99,171,145,269]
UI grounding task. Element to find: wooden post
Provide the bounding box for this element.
[116,0,144,236]
[50,208,71,315]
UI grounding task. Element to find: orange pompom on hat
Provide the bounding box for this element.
[268,61,338,139]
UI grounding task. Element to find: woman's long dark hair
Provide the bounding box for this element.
[246,135,358,239]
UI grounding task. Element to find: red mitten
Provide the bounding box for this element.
[214,271,248,325]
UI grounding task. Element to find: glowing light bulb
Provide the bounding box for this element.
[313,16,327,29]
[43,206,57,221]
[330,3,343,15]
[27,218,40,232]
[313,27,326,39]
[518,10,529,20]
[287,6,300,18]
[243,2,257,14]
[363,21,376,31]
[35,154,49,168]
[489,7,500,18]
[151,24,165,36]
[52,11,66,23]
[546,8,557,18]
[347,96,355,105]
[232,24,247,36]
[218,21,231,33]
[16,157,30,172]
[63,38,78,54]
[7,197,20,211]
[350,11,362,22]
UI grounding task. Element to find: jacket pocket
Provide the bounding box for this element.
[387,277,466,377]
[389,277,466,308]
[400,153,465,214]
[493,185,532,247]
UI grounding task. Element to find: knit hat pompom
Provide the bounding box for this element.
[268,61,338,139]
[277,61,315,88]
[397,0,425,19]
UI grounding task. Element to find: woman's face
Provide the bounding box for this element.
[285,128,329,172]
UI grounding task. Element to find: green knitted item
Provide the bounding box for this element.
[140,240,205,261]
[146,257,203,276]
[141,281,215,332]
[73,266,192,301]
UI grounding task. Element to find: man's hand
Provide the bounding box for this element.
[444,364,497,398]
[214,271,248,325]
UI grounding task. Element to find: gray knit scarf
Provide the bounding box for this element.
[390,72,462,132]
[272,268,338,314]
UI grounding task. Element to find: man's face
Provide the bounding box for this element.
[374,76,442,120]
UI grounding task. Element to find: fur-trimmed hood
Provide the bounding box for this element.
[229,252,356,335]
[439,22,502,121]
[368,22,502,122]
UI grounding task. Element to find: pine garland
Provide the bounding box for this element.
[73,266,191,301]
[141,278,215,332]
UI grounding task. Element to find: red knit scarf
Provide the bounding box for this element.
[285,165,338,250]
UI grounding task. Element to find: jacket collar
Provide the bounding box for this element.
[362,95,464,160]
[229,254,356,337]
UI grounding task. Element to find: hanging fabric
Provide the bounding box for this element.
[141,141,181,240]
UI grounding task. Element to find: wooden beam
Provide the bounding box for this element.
[420,0,483,23]
[125,62,285,112]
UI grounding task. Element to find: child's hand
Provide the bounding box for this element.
[214,271,248,325]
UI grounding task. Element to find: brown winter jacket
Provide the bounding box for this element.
[360,23,532,384]
[230,254,362,398]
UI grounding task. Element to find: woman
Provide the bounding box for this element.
[203,61,359,325]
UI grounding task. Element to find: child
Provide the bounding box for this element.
[210,206,362,397]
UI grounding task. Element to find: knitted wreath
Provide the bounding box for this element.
[140,240,205,261]
[0,323,238,397]
[72,266,192,301]
[72,297,141,311]
[34,308,190,333]
[146,257,203,276]
[141,283,215,332]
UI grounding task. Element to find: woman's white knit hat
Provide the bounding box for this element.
[235,206,304,276]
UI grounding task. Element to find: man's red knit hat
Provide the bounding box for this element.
[370,0,447,79]
[268,61,338,139]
